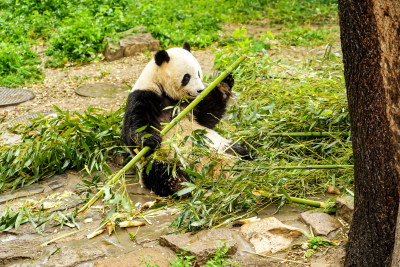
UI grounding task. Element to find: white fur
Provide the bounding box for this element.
[132,48,205,99]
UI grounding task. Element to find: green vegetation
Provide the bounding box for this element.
[0,0,337,86]
[0,106,125,192]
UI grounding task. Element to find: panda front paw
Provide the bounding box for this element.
[222,74,234,89]
[216,74,234,100]
[141,134,162,149]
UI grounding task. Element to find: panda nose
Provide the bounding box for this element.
[197,89,204,93]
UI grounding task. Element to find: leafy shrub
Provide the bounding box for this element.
[46,12,105,64]
[0,43,42,87]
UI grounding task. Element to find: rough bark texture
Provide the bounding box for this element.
[338,1,400,266]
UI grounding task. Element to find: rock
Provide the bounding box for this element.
[104,32,160,62]
[45,173,68,191]
[0,239,42,265]
[95,248,170,267]
[159,228,237,265]
[300,211,342,236]
[336,197,354,223]
[240,217,303,254]
[310,243,346,267]
[104,41,124,61]
[121,33,160,57]
[0,185,45,204]
[46,244,105,267]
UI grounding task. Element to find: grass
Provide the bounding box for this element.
[0,0,349,234]
[0,0,338,86]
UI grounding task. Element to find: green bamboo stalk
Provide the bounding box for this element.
[280,188,326,208]
[225,165,353,172]
[271,165,353,170]
[77,55,247,216]
[266,132,350,137]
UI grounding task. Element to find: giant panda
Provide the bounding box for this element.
[122,42,250,196]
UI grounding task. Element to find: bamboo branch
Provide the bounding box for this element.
[265,132,350,137]
[41,227,89,247]
[271,165,353,170]
[225,165,353,172]
[77,55,247,215]
[280,188,326,208]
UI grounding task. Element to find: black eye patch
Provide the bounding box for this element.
[181,73,191,86]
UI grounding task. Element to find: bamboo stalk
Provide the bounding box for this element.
[77,55,247,216]
[280,188,326,208]
[225,165,353,172]
[265,132,350,137]
[41,227,89,247]
[271,165,353,170]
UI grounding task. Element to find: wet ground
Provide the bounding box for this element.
[0,169,347,266]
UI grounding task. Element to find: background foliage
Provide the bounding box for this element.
[0,0,337,85]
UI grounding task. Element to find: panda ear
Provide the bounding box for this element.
[183,42,191,52]
[155,50,170,66]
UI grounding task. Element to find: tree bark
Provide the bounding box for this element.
[337,0,400,266]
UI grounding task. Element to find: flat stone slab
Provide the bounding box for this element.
[159,228,237,265]
[75,83,129,98]
[105,32,160,61]
[95,248,170,267]
[0,185,45,204]
[336,197,354,224]
[6,111,55,128]
[0,239,42,266]
[300,211,342,236]
[240,217,303,254]
[46,243,105,266]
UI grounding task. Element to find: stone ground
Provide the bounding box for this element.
[0,170,350,267]
[0,23,350,266]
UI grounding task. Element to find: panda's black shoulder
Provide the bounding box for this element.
[126,90,162,111]
[125,89,179,115]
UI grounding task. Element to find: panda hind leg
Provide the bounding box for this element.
[142,161,188,197]
[225,142,252,160]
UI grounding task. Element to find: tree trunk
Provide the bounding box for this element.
[337,0,400,266]
[392,206,400,266]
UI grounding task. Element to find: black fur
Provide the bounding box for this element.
[122,90,163,151]
[122,89,182,153]
[193,74,234,129]
[142,161,189,196]
[155,50,170,66]
[122,73,250,196]
[183,42,191,52]
[225,142,252,160]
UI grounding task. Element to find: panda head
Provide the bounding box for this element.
[133,42,205,100]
